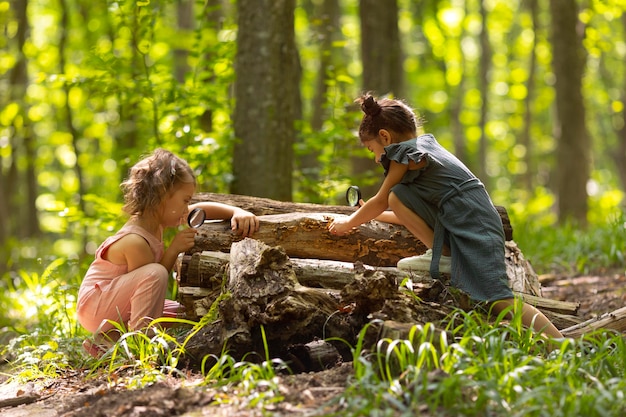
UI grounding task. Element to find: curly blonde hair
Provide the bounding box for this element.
[120,149,196,215]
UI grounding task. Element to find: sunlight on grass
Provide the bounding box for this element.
[332,313,626,417]
[513,208,625,274]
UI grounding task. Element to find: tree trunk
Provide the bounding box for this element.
[353,0,403,200]
[232,0,300,200]
[550,0,590,225]
[521,0,538,193]
[174,0,194,84]
[450,1,468,165]
[614,14,626,195]
[298,0,342,203]
[477,0,491,189]
[4,0,37,241]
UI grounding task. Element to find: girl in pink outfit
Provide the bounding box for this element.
[77,149,259,356]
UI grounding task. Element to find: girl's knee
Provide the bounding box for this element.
[141,263,169,287]
[388,191,403,209]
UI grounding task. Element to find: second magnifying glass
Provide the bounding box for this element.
[187,207,206,228]
[345,185,362,207]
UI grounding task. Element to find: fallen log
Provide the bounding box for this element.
[180,238,352,366]
[176,246,576,322]
[287,340,342,373]
[560,306,626,338]
[180,241,543,297]
[515,293,579,316]
[178,238,455,370]
[179,251,419,289]
[192,192,357,216]
[190,212,427,267]
[192,192,514,240]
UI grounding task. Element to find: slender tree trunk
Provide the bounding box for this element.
[197,0,224,133]
[174,0,193,84]
[549,0,590,225]
[59,0,86,215]
[115,7,143,182]
[5,0,38,239]
[477,0,491,189]
[450,1,468,164]
[298,0,341,203]
[521,0,539,193]
[614,14,626,197]
[232,0,300,201]
[354,0,403,200]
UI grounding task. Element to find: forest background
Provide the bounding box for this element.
[1,0,626,334]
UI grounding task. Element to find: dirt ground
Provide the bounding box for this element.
[1,270,624,417]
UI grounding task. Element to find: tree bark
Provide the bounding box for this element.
[191,192,514,240]
[354,0,403,200]
[521,0,539,193]
[550,0,590,225]
[189,212,427,266]
[179,238,357,367]
[298,0,343,203]
[614,14,626,194]
[177,240,554,321]
[561,306,626,338]
[179,238,456,370]
[232,0,300,200]
[477,0,491,189]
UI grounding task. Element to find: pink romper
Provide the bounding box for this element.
[76,224,182,334]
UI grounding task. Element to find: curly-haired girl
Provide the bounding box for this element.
[77,149,259,357]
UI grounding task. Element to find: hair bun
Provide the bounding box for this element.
[361,95,382,117]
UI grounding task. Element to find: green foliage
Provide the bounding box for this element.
[330,312,626,417]
[0,256,82,334]
[200,326,290,409]
[513,208,626,274]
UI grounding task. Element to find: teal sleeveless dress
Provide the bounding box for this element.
[381,134,513,302]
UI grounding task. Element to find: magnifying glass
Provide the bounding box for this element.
[345,185,362,207]
[187,207,206,228]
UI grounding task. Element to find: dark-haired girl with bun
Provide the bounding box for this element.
[329,94,563,339]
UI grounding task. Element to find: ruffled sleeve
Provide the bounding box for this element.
[380,140,429,183]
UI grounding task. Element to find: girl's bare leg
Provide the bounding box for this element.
[491,298,564,339]
[388,192,450,256]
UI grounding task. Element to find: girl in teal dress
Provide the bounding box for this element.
[329,94,563,339]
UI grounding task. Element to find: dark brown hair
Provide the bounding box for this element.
[356,94,421,141]
[120,148,195,215]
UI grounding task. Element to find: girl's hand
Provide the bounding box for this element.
[328,217,355,236]
[231,209,260,237]
[169,227,197,254]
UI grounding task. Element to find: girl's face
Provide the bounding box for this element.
[160,182,196,228]
[363,138,387,165]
